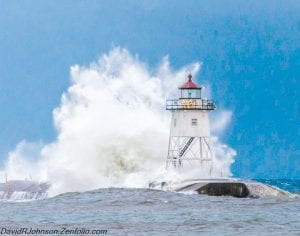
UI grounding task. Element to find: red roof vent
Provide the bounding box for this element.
[179,74,201,89]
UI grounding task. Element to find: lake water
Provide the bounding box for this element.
[0,179,299,235]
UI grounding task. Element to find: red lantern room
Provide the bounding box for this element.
[166,74,215,111]
[179,74,202,99]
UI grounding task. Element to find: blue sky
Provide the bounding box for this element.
[0,0,299,178]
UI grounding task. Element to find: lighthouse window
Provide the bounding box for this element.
[191,118,197,126]
[180,89,201,99]
[174,118,176,127]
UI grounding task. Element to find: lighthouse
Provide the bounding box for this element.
[166,74,216,171]
[149,74,288,198]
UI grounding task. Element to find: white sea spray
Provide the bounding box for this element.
[1,48,236,196]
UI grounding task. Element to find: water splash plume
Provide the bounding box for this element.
[1,48,236,196]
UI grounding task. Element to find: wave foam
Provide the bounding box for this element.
[1,48,236,196]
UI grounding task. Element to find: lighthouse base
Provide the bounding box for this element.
[149,178,290,198]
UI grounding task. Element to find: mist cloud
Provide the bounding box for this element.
[1,48,236,196]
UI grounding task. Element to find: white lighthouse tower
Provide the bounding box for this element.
[166,74,216,171]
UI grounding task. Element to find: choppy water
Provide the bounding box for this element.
[0,179,299,235]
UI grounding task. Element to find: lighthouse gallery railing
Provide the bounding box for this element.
[166,99,216,110]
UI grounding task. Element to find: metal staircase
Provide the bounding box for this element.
[179,137,195,157]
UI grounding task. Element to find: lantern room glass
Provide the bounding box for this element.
[180,89,201,99]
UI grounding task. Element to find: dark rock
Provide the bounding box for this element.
[196,182,250,198]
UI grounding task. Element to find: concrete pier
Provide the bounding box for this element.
[149,178,290,198]
[0,180,50,200]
